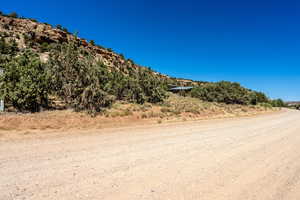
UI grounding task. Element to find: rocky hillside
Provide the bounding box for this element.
[0,14,200,87]
[0,12,278,115]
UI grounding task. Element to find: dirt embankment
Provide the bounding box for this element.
[0,94,278,133]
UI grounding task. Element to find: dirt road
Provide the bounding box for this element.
[1,109,300,200]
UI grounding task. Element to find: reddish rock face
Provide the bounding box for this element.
[80,39,88,47]
[0,15,200,86]
[0,15,145,75]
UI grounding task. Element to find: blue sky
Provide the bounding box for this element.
[1,0,299,100]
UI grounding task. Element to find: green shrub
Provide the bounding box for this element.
[8,12,18,18]
[270,99,285,107]
[0,34,168,114]
[90,40,95,46]
[29,18,37,22]
[0,51,51,112]
[40,42,50,52]
[56,24,62,30]
[127,58,134,65]
[62,27,69,33]
[79,86,114,115]
[250,91,269,105]
[0,38,18,55]
[259,102,273,109]
[191,81,253,105]
[106,66,167,104]
[136,67,167,103]
[48,41,114,114]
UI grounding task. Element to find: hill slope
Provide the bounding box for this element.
[0,12,278,115]
[0,14,197,86]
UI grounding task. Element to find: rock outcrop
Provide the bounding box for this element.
[0,14,202,86]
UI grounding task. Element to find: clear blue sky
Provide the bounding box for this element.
[1,0,299,100]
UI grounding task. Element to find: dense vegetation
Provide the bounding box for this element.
[0,37,167,114]
[191,82,253,105]
[190,82,276,106]
[0,50,51,112]
[270,99,285,107]
[0,12,286,114]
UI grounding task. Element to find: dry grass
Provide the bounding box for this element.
[0,93,278,132]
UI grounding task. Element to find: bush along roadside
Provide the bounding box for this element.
[190,81,283,107]
[0,39,168,115]
[0,27,280,115]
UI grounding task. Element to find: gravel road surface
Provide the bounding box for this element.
[1,109,300,200]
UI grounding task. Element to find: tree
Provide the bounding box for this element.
[56,24,62,30]
[250,91,269,105]
[0,38,18,55]
[136,67,167,103]
[119,53,125,59]
[271,99,285,107]
[191,81,253,105]
[48,41,114,114]
[0,51,51,112]
[255,92,269,103]
[90,40,95,46]
[0,37,8,54]
[40,42,50,52]
[62,27,69,33]
[8,12,18,18]
[0,35,168,114]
